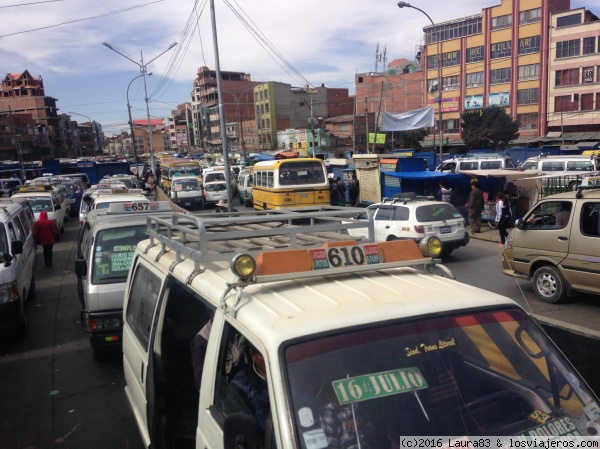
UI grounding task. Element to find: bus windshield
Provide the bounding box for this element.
[285,307,598,444]
[278,161,326,185]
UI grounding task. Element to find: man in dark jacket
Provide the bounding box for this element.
[466,181,484,234]
[348,174,360,206]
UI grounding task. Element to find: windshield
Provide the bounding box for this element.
[285,307,598,444]
[27,197,52,212]
[92,225,147,284]
[173,180,199,191]
[416,203,462,222]
[172,166,200,176]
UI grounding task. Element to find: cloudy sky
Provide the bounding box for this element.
[1,0,597,134]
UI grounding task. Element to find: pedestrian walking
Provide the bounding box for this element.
[465,180,484,234]
[34,210,57,267]
[495,191,511,247]
[348,173,360,206]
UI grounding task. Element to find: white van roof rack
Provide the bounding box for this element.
[143,208,449,292]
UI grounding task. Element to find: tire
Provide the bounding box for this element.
[27,275,36,302]
[533,265,568,304]
[441,248,454,257]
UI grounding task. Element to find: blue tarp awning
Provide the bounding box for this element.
[383,171,466,181]
[249,154,274,161]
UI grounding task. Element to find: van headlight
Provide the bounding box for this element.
[419,236,443,258]
[0,281,19,305]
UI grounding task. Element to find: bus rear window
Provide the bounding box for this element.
[278,162,325,185]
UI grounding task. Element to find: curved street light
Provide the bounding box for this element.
[397,1,443,165]
[102,41,177,176]
[127,73,150,164]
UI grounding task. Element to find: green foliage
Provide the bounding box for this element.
[394,129,427,149]
[460,106,519,151]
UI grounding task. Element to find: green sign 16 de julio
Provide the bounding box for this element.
[332,367,428,405]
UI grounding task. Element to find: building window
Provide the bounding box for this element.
[596,93,600,110]
[518,36,540,55]
[491,67,511,84]
[442,50,460,67]
[427,54,440,70]
[520,8,541,25]
[491,41,511,59]
[466,46,484,64]
[555,95,578,112]
[557,13,582,28]
[427,78,439,93]
[265,118,271,128]
[444,119,459,133]
[466,72,484,87]
[491,14,512,31]
[556,39,581,58]
[555,68,580,86]
[518,63,540,81]
[517,88,539,105]
[583,37,596,55]
[584,67,594,83]
[581,93,594,111]
[517,113,538,130]
[425,17,482,44]
[442,75,460,91]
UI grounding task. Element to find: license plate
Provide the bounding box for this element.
[440,226,451,234]
[184,202,191,206]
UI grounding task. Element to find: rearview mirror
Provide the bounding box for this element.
[516,218,526,230]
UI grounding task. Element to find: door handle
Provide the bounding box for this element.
[385,226,390,229]
[558,236,568,241]
[140,363,145,383]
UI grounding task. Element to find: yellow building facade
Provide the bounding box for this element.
[422,0,570,144]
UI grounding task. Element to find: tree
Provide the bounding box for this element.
[393,129,427,150]
[461,106,519,151]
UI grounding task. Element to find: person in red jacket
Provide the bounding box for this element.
[34,210,57,268]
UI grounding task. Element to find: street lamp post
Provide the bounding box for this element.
[69,111,98,156]
[102,41,177,177]
[397,1,443,165]
[127,73,149,165]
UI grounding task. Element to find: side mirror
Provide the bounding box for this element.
[11,240,23,255]
[75,258,87,277]
[223,414,261,449]
[516,218,526,230]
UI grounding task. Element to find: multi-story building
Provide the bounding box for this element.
[355,58,424,116]
[419,0,570,147]
[547,8,600,135]
[189,66,260,151]
[254,82,328,151]
[0,70,59,159]
[168,104,191,153]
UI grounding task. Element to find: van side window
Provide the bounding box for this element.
[13,216,26,242]
[18,211,31,236]
[7,222,18,242]
[213,323,272,439]
[460,161,478,170]
[0,224,8,256]
[581,203,600,237]
[480,161,501,169]
[126,263,162,348]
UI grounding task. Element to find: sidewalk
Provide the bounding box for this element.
[468,222,506,243]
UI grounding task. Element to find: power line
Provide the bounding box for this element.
[0,0,63,9]
[0,0,164,38]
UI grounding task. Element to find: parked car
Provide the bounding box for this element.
[202,180,228,206]
[347,196,469,256]
[237,170,253,207]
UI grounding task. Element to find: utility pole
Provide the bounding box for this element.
[365,99,369,154]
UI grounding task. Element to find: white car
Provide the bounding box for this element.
[348,197,469,256]
[202,180,227,206]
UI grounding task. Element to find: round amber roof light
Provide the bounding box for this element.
[419,236,443,258]
[231,254,256,279]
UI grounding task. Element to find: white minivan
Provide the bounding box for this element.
[436,154,514,173]
[0,199,37,337]
[122,209,600,449]
[11,184,66,240]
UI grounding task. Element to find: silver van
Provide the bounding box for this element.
[0,200,37,337]
[74,201,176,359]
[436,154,514,173]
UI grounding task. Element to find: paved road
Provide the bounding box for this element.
[0,217,144,449]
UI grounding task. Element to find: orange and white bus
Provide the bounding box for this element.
[252,158,330,210]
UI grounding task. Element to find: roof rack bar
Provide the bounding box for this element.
[145,208,374,264]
